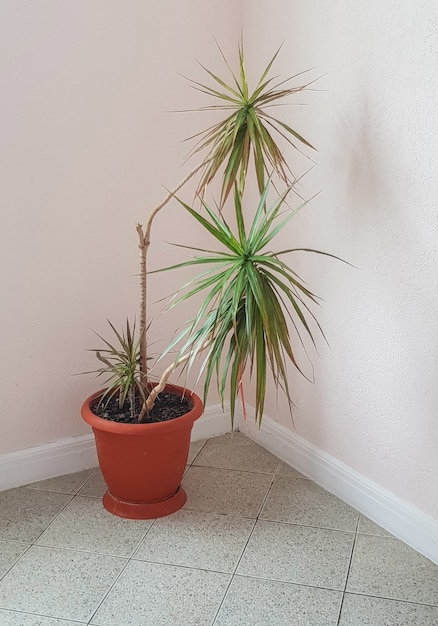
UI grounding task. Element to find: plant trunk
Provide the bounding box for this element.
[135,161,208,419]
[136,224,148,391]
[129,386,136,422]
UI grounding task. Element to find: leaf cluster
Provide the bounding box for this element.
[86,320,147,419]
[159,183,331,425]
[187,42,316,205]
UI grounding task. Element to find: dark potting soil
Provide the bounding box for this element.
[92,391,193,424]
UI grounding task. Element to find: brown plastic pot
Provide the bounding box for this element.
[81,383,203,519]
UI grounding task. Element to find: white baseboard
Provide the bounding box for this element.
[0,434,99,492]
[0,403,232,492]
[238,408,438,566]
[5,403,435,568]
[191,402,235,441]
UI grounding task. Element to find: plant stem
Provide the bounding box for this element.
[129,386,136,422]
[137,336,212,423]
[136,160,208,402]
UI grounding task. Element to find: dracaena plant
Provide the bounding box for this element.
[185,45,315,205]
[89,42,327,423]
[84,320,147,422]
[157,183,331,426]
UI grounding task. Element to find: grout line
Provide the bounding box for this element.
[24,467,99,496]
[0,480,94,588]
[336,591,346,623]
[335,592,345,626]
[336,514,360,625]
[189,462,279,476]
[211,440,281,625]
[86,552,134,624]
[0,607,87,624]
[77,467,99,492]
[210,465,281,624]
[340,591,438,609]
[0,542,34,584]
[30,493,77,545]
[129,557,236,577]
[257,516,358,534]
[220,571,346,593]
[210,519,258,625]
[13,479,103,552]
[255,459,281,515]
[210,575,233,625]
[188,439,208,466]
[15,543,131,560]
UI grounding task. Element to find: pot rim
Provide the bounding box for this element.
[81,383,204,435]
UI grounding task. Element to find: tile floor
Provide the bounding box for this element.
[0,432,437,625]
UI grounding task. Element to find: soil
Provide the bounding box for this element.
[92,391,194,424]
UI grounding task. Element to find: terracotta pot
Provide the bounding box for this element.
[81,383,203,519]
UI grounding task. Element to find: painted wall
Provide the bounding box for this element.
[0,1,241,453]
[1,0,437,524]
[243,0,438,520]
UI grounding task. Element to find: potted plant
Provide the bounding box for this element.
[81,43,330,519]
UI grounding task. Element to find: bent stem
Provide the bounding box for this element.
[135,161,207,415]
[137,337,212,422]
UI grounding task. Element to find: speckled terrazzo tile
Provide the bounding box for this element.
[0,610,87,625]
[0,545,127,622]
[260,476,359,531]
[36,496,152,556]
[278,460,308,479]
[357,515,393,537]
[90,559,230,626]
[0,541,29,579]
[0,488,71,542]
[215,575,342,626]
[187,438,207,464]
[134,509,254,572]
[77,469,106,498]
[237,520,354,590]
[346,534,438,605]
[193,432,280,474]
[26,468,97,494]
[182,466,272,517]
[339,593,438,625]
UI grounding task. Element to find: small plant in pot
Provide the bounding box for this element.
[81,44,334,519]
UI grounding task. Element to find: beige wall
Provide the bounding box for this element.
[243,0,438,519]
[0,1,240,452]
[2,0,437,523]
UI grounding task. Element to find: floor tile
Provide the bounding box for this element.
[339,593,438,625]
[2,432,437,626]
[0,610,87,625]
[278,461,308,479]
[357,515,393,537]
[0,541,29,579]
[346,534,438,605]
[0,546,127,622]
[90,559,231,626]
[237,520,354,590]
[260,476,359,531]
[78,469,106,498]
[0,488,71,542]
[26,468,96,495]
[183,466,273,517]
[36,496,152,557]
[193,433,280,474]
[215,575,342,625]
[134,510,254,572]
[187,438,207,464]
